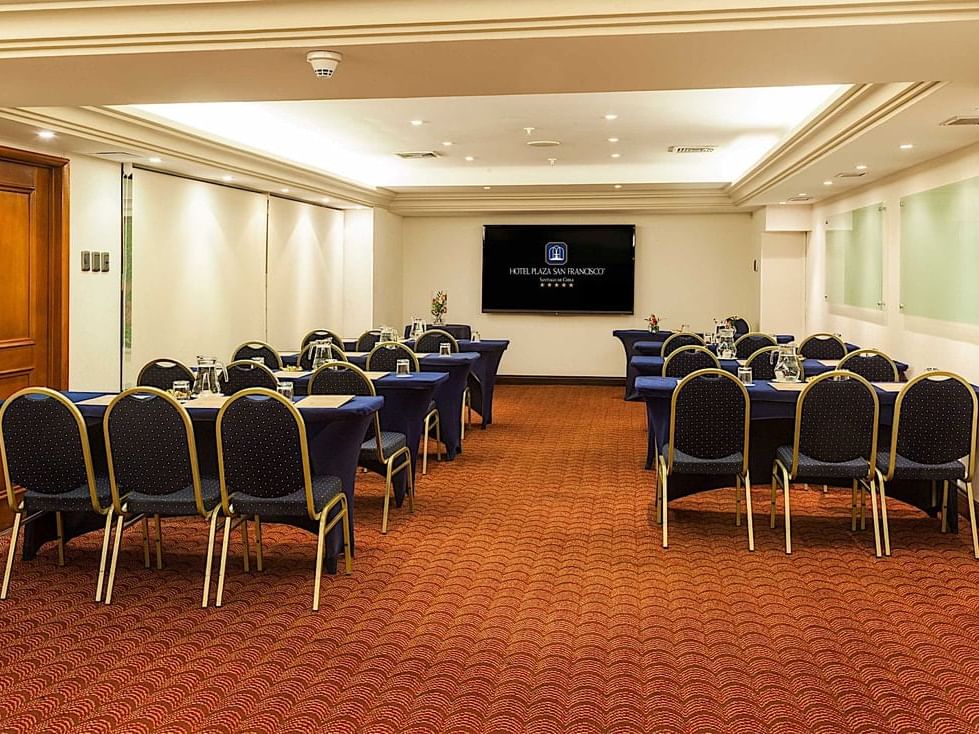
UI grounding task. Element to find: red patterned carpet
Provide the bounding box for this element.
[3,385,979,733]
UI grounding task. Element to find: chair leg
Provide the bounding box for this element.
[781,464,792,555]
[95,508,115,603]
[340,498,353,575]
[241,518,250,573]
[55,511,66,567]
[735,475,742,527]
[406,459,415,513]
[312,511,328,612]
[422,414,431,476]
[141,515,150,569]
[851,481,857,532]
[254,515,264,572]
[966,482,979,560]
[770,470,777,530]
[104,513,127,605]
[941,480,950,533]
[878,475,892,556]
[860,483,866,530]
[381,463,393,535]
[436,416,443,462]
[864,477,881,558]
[215,516,233,607]
[744,473,755,552]
[154,514,164,570]
[659,458,669,549]
[201,508,220,608]
[654,469,662,525]
[1,509,24,600]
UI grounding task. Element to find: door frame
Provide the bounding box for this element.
[0,144,70,389]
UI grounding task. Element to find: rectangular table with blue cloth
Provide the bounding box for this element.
[632,334,797,357]
[278,369,447,499]
[23,391,382,573]
[625,355,910,400]
[634,377,958,528]
[613,329,673,399]
[348,352,477,460]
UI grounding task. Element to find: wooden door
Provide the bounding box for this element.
[0,147,68,399]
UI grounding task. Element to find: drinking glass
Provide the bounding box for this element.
[737,367,753,385]
[439,343,451,356]
[471,330,481,343]
[172,380,191,400]
[396,359,410,376]
[277,381,294,399]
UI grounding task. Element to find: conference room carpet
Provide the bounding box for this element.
[2,385,979,733]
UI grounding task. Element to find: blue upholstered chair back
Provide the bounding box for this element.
[137,359,195,390]
[796,374,877,464]
[799,333,847,360]
[661,333,704,358]
[299,342,347,370]
[839,350,899,382]
[366,342,419,372]
[734,333,777,360]
[663,346,719,378]
[220,360,278,395]
[232,341,282,370]
[672,371,747,461]
[894,376,976,467]
[415,329,459,354]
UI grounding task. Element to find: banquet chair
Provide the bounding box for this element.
[220,360,278,395]
[734,333,777,360]
[799,333,847,360]
[102,388,222,606]
[661,332,705,358]
[415,329,472,438]
[662,345,720,378]
[658,369,752,550]
[298,341,347,370]
[367,342,443,475]
[356,329,383,352]
[310,362,414,533]
[0,388,115,602]
[727,316,750,337]
[215,389,351,611]
[301,329,344,352]
[876,372,978,558]
[771,371,881,556]
[744,346,782,381]
[232,341,283,370]
[839,349,900,382]
[137,358,195,390]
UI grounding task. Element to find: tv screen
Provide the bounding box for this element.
[481,224,635,314]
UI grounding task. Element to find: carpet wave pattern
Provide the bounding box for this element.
[1,385,979,733]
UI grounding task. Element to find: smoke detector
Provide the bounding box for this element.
[395,151,440,159]
[306,50,343,78]
[668,145,716,154]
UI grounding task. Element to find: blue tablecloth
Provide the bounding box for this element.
[625,355,909,400]
[403,323,472,341]
[278,370,447,500]
[349,352,477,460]
[613,329,673,399]
[632,334,796,357]
[634,377,955,525]
[42,391,382,569]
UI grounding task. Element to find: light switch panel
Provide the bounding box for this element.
[81,251,91,271]
[91,251,102,272]
[101,252,110,272]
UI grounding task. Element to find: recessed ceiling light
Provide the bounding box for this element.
[280,188,290,193]
[148,156,162,164]
[604,114,618,121]
[823,180,833,186]
[798,193,807,197]
[442,141,453,146]
[483,186,491,190]
[464,155,475,162]
[37,130,56,140]
[321,197,330,203]
[410,119,425,126]
[547,158,557,165]
[608,137,619,143]
[610,153,621,159]
[900,143,914,150]
[856,164,868,171]
[779,201,787,205]
[221,175,234,182]
[613,184,623,189]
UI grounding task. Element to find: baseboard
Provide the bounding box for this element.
[497,375,625,386]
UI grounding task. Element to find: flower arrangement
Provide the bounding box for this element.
[431,290,448,324]
[646,313,659,332]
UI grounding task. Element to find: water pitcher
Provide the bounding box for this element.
[194,356,227,395]
[716,327,736,359]
[771,345,803,382]
[311,339,332,369]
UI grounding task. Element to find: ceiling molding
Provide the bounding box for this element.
[726,81,945,206]
[2,1,979,57]
[388,184,742,216]
[0,104,394,206]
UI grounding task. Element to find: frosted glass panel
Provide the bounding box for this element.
[900,176,979,324]
[825,203,884,309]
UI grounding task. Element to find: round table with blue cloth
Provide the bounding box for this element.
[347,352,478,460]
[634,377,960,529]
[625,354,909,401]
[23,391,383,574]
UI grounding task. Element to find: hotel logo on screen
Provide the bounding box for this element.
[545,242,568,266]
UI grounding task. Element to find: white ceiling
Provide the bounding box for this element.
[121,85,845,188]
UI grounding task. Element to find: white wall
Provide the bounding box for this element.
[808,142,979,382]
[129,170,268,380]
[342,209,375,338]
[402,212,758,377]
[372,207,404,329]
[68,155,122,391]
[267,196,345,350]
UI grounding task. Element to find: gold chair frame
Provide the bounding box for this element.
[416,329,472,440]
[661,345,721,377]
[838,348,901,382]
[660,332,706,358]
[733,332,778,358]
[798,332,847,360]
[232,340,284,370]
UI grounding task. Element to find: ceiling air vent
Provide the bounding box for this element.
[787,195,812,203]
[527,140,561,147]
[940,115,979,126]
[667,145,716,154]
[395,151,440,159]
[836,171,868,179]
[96,151,142,161]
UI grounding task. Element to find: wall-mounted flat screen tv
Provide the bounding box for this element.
[481,224,635,314]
